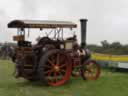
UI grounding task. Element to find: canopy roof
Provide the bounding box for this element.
[8,20,77,28]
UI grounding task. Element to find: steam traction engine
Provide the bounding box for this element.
[8,19,100,86]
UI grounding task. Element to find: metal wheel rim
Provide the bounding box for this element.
[43,51,72,86]
[83,60,100,80]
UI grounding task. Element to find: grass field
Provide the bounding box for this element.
[0,60,128,96]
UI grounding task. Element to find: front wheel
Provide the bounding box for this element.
[81,60,100,80]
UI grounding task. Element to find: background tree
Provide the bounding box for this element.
[101,40,110,48]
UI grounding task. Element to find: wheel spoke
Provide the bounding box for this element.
[90,72,94,77]
[85,66,96,79]
[44,69,53,75]
[89,63,93,67]
[50,55,56,63]
[86,65,90,70]
[59,64,66,68]
[53,72,57,82]
[48,59,55,67]
[92,67,97,76]
[58,70,64,76]
[48,70,54,76]
[59,55,65,64]
[56,54,60,65]
[61,69,66,73]
[84,71,89,77]
[86,63,95,72]
[86,68,91,72]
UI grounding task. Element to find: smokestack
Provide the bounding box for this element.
[80,19,88,49]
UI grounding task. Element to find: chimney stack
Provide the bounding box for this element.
[80,19,88,49]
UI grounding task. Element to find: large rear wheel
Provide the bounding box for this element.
[38,49,72,86]
[81,60,100,80]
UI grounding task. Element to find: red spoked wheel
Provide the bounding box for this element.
[81,60,100,80]
[38,49,72,86]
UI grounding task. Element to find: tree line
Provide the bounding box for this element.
[87,40,128,55]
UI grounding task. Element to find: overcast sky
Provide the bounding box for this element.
[0,0,128,45]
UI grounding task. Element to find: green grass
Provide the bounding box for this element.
[0,60,128,96]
